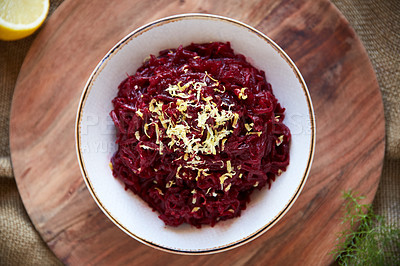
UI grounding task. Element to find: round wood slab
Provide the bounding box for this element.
[10,0,385,265]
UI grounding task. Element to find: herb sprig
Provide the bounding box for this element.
[332,190,400,265]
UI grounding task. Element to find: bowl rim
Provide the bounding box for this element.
[75,13,316,255]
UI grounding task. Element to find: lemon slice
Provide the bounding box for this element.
[0,0,49,41]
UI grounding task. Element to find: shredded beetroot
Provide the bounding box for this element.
[110,42,290,228]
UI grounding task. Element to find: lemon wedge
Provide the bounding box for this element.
[0,0,49,41]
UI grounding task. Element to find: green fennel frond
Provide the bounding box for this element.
[332,190,400,266]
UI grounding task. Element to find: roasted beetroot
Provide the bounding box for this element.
[110,42,290,227]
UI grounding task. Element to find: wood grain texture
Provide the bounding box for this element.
[10,0,385,265]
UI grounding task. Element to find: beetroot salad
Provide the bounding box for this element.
[110,42,291,228]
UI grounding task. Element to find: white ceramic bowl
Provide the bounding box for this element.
[76,13,315,254]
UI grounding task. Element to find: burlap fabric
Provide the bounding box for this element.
[0,0,398,264]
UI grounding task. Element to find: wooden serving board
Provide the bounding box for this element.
[10,0,385,265]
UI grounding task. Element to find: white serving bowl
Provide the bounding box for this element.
[76,13,315,254]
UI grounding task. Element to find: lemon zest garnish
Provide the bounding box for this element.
[177,81,184,91]
[195,168,210,181]
[177,80,193,91]
[182,65,189,73]
[160,118,170,129]
[140,145,156,150]
[154,123,160,144]
[232,113,239,128]
[149,99,158,112]
[166,84,191,98]
[204,71,219,87]
[203,96,213,102]
[224,183,232,192]
[219,172,235,190]
[173,156,182,162]
[244,123,252,131]
[192,81,207,101]
[222,138,227,151]
[159,142,164,155]
[166,123,190,146]
[226,160,232,173]
[192,207,200,212]
[166,180,175,188]
[176,99,188,113]
[238,87,248,100]
[156,101,163,115]
[220,175,228,188]
[143,75,254,185]
[276,135,284,146]
[143,55,151,63]
[168,139,175,148]
[176,92,191,99]
[144,121,159,138]
[197,110,209,128]
[247,131,262,137]
[186,159,203,165]
[214,85,226,93]
[144,124,150,138]
[136,110,143,118]
[176,165,182,179]
[221,102,235,110]
[155,187,164,195]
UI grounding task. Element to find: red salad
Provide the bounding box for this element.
[110,42,290,228]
